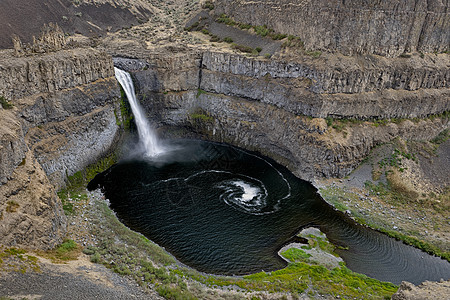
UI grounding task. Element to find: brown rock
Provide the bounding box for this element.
[392,280,450,300]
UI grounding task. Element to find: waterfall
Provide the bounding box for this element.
[114,67,165,157]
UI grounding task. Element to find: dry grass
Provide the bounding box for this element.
[37,239,81,263]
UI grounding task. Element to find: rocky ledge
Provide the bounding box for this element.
[0,48,120,250]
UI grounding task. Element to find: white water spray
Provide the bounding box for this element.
[114,67,165,157]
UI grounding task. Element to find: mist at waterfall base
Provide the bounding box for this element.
[103,68,450,285]
[89,139,450,285]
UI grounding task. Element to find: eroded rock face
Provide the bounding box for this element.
[0,111,27,185]
[0,48,120,249]
[114,50,449,181]
[200,51,450,119]
[215,0,449,57]
[0,151,66,250]
[0,48,114,101]
[392,280,450,300]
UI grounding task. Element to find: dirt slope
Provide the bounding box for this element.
[0,0,149,49]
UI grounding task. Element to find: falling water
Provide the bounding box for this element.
[114,67,165,157]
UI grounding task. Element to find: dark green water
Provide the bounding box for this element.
[88,140,450,285]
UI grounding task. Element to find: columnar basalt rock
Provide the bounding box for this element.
[0,49,114,101]
[117,49,449,181]
[200,51,450,119]
[215,0,450,57]
[0,48,120,249]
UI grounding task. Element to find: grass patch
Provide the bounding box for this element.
[305,50,322,58]
[0,246,40,274]
[281,248,311,262]
[195,263,397,299]
[431,129,449,145]
[156,284,197,300]
[39,239,81,263]
[190,107,214,123]
[379,228,449,261]
[57,153,117,215]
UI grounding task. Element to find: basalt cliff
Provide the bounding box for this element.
[0,0,449,298]
[0,48,120,249]
[114,49,448,180]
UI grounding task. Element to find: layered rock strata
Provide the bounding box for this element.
[0,48,120,249]
[114,50,449,180]
[215,0,450,57]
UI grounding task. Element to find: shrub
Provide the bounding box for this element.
[6,201,19,213]
[232,44,253,53]
[209,35,220,42]
[271,33,287,40]
[0,96,13,109]
[253,25,269,37]
[239,23,252,30]
[216,14,236,26]
[202,1,214,10]
[223,37,233,43]
[255,47,262,53]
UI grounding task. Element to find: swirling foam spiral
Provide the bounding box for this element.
[218,178,269,214]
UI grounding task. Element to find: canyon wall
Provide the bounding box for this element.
[115,49,449,180]
[0,48,120,249]
[215,0,450,57]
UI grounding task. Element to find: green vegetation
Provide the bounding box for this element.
[202,0,214,10]
[306,234,337,255]
[0,96,13,109]
[215,14,236,26]
[156,284,197,300]
[321,182,449,262]
[253,25,269,37]
[0,246,40,273]
[196,88,207,98]
[305,50,322,58]
[190,262,397,299]
[57,153,117,215]
[209,35,221,42]
[223,36,233,43]
[184,21,200,32]
[81,200,184,299]
[39,239,81,263]
[378,228,449,261]
[69,180,400,299]
[282,35,304,48]
[281,248,311,262]
[232,43,254,53]
[431,128,449,145]
[190,106,214,123]
[377,148,416,170]
[118,86,134,130]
